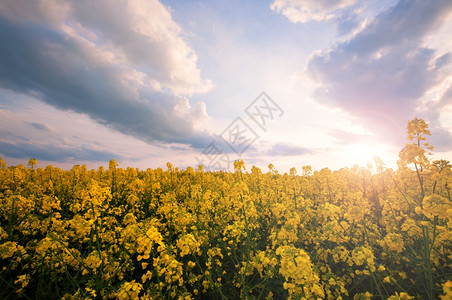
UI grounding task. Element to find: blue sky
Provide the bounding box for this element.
[1,0,451,172]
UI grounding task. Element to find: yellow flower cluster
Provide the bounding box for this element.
[351,246,376,272]
[116,280,143,299]
[440,280,452,300]
[177,233,201,257]
[277,245,324,299]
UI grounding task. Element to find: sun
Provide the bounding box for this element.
[344,143,385,167]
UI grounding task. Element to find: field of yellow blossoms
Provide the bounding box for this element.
[0,119,451,299]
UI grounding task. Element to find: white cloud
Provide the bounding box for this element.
[0,0,213,95]
[305,0,452,146]
[0,0,214,148]
[270,0,358,23]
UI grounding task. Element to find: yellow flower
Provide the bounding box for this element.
[353,292,372,300]
[440,280,452,300]
[85,287,96,298]
[14,274,30,294]
[387,292,414,300]
[187,261,196,268]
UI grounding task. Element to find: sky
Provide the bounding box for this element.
[0,0,452,172]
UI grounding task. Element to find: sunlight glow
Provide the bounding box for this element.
[344,143,385,167]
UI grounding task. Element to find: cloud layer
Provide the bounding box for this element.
[0,141,119,163]
[0,0,213,147]
[305,0,452,147]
